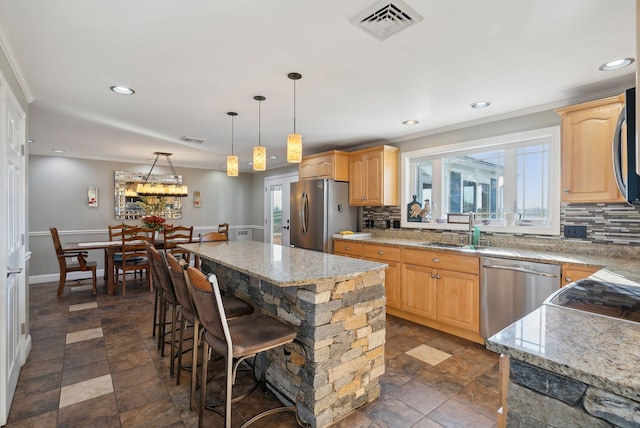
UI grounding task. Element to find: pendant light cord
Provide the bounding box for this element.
[293,79,296,134]
[258,98,262,147]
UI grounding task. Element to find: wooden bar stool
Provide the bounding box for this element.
[185,266,305,428]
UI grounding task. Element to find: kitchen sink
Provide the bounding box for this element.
[419,242,465,248]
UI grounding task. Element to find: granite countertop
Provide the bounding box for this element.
[333,235,640,283]
[486,304,640,403]
[179,241,386,287]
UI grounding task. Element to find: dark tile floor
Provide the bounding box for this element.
[8,278,499,427]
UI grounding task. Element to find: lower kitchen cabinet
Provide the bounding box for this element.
[561,263,599,287]
[362,243,402,311]
[436,269,479,332]
[401,248,482,343]
[402,263,437,319]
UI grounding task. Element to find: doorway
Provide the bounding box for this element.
[0,76,28,425]
[264,172,298,246]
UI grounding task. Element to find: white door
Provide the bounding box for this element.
[0,80,27,425]
[264,172,298,246]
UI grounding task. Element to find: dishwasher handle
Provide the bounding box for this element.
[482,264,558,278]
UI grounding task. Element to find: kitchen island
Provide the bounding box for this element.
[179,241,387,428]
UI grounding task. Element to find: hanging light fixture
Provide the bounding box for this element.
[136,152,188,197]
[287,72,303,163]
[226,112,239,177]
[253,95,267,171]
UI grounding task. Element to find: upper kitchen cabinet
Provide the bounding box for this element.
[556,95,625,203]
[348,145,399,206]
[299,150,349,181]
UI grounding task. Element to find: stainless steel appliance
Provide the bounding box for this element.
[545,278,640,323]
[480,257,560,338]
[290,179,357,253]
[613,87,640,205]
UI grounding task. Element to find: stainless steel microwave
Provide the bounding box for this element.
[613,87,640,205]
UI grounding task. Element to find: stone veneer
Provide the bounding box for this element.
[507,360,640,427]
[201,259,386,428]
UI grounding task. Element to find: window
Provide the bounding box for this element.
[401,126,560,235]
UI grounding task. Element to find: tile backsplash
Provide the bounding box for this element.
[361,202,640,246]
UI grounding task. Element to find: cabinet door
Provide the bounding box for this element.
[315,155,335,179]
[436,269,479,333]
[299,158,317,180]
[402,264,437,320]
[384,261,402,310]
[364,151,384,206]
[349,153,366,205]
[559,97,625,202]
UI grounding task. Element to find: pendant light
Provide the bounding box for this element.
[226,112,238,177]
[287,72,303,163]
[253,95,267,171]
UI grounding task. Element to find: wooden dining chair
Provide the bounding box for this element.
[163,225,194,263]
[50,227,97,296]
[114,226,154,295]
[217,223,229,239]
[194,229,229,270]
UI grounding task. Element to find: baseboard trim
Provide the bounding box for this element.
[29,269,106,284]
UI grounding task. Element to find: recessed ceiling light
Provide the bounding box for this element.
[599,58,635,71]
[110,85,135,95]
[219,164,226,168]
[27,139,34,143]
[51,149,65,153]
[471,101,491,109]
[247,162,253,166]
[403,120,419,125]
[269,155,278,160]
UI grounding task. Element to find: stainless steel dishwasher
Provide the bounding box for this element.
[480,257,560,338]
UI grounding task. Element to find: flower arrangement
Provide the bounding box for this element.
[141,215,166,232]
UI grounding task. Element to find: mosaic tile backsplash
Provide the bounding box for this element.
[361,202,640,247]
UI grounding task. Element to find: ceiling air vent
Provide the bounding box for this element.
[181,136,206,144]
[350,0,423,41]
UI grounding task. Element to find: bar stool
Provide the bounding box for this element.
[185,265,302,428]
[148,245,180,375]
[166,254,254,410]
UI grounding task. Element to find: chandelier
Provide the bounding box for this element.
[136,152,188,197]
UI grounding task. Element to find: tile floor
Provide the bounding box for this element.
[8,278,499,427]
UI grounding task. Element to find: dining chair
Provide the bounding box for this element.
[50,227,97,296]
[185,265,298,428]
[194,229,229,270]
[114,226,154,295]
[217,223,229,239]
[168,254,254,408]
[148,245,180,375]
[163,225,194,263]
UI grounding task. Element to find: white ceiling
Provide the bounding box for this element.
[0,0,636,172]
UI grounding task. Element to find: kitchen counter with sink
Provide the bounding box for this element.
[335,234,640,425]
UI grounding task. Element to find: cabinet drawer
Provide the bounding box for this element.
[362,243,401,262]
[333,240,363,257]
[402,248,479,275]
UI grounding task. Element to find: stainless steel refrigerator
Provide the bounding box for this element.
[290,179,357,253]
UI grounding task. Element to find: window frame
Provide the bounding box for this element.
[400,126,561,236]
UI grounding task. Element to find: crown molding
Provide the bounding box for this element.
[0,19,34,103]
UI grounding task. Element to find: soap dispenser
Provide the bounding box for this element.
[472,226,480,247]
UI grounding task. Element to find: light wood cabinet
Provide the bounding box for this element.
[362,243,402,310]
[402,263,437,319]
[561,264,599,287]
[401,248,481,341]
[299,150,349,181]
[348,145,399,206]
[556,95,625,203]
[333,240,363,258]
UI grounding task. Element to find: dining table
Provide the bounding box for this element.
[63,236,194,294]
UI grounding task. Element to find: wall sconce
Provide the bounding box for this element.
[88,187,98,207]
[193,191,201,208]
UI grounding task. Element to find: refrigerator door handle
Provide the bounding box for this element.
[300,191,309,236]
[612,105,627,197]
